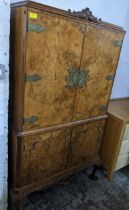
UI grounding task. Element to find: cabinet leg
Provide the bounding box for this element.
[10,207,22,210]
[9,203,22,210]
[88,166,99,181]
[9,190,24,210]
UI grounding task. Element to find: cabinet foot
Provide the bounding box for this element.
[88,166,99,181]
[9,190,25,210]
[10,207,22,210]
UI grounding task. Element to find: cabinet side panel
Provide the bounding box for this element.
[9,129,17,189]
[10,7,27,131]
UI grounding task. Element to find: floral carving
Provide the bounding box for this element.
[67,8,102,23]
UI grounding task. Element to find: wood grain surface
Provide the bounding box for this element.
[21,128,71,186]
[24,8,85,130]
[73,25,124,120]
[19,119,106,187]
[68,120,106,167]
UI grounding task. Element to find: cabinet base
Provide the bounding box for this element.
[9,158,101,209]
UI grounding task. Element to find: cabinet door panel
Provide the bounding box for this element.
[68,120,106,167]
[19,128,71,186]
[23,9,85,130]
[73,25,124,120]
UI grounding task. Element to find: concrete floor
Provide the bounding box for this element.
[22,166,129,210]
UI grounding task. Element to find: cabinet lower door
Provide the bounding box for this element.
[17,128,71,187]
[68,120,106,167]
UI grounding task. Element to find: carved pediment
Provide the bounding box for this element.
[67,8,102,23]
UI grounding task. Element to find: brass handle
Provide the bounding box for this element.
[65,67,90,89]
[78,69,90,88]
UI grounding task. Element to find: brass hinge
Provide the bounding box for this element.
[106,75,115,81]
[99,105,107,113]
[65,67,90,88]
[28,23,46,33]
[23,116,39,124]
[112,40,122,48]
[25,74,43,82]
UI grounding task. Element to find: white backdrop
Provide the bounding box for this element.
[0,0,10,209]
[11,0,129,98]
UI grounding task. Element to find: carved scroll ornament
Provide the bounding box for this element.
[67,8,102,23]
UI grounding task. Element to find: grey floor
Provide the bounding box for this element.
[22,166,129,210]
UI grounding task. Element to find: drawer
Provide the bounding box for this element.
[123,124,129,140]
[115,154,129,171]
[119,139,129,156]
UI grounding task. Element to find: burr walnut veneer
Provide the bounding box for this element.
[9,1,125,207]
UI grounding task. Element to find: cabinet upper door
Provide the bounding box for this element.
[73,25,124,121]
[23,9,85,130]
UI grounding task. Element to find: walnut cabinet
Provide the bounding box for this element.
[9,1,125,207]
